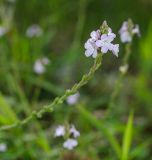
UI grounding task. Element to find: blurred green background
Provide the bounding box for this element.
[0,0,152,159]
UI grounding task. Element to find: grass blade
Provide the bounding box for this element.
[78,104,121,159]
[121,110,134,160]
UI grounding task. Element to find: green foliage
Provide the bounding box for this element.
[0,93,18,124]
[121,111,134,160]
[0,0,152,159]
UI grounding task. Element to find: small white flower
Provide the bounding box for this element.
[119,21,132,43]
[63,138,78,150]
[54,125,65,137]
[96,28,119,56]
[119,21,128,32]
[34,60,45,74]
[26,24,43,38]
[119,64,128,74]
[132,25,140,36]
[84,38,98,58]
[70,125,80,138]
[119,21,140,43]
[0,143,7,152]
[66,93,80,105]
[120,31,132,43]
[84,30,101,58]
[0,26,7,37]
[84,23,119,58]
[33,57,50,74]
[111,44,119,57]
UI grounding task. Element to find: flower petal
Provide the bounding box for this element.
[96,40,103,47]
[120,32,132,43]
[101,46,108,53]
[111,44,119,57]
[92,50,98,58]
[63,139,78,150]
[85,49,93,57]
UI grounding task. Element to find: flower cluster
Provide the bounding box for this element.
[54,124,80,150]
[119,20,140,43]
[84,22,119,58]
[33,57,50,74]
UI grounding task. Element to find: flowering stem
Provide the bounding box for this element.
[0,54,103,131]
[105,43,132,118]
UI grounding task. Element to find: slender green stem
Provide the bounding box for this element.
[0,54,103,131]
[105,43,132,118]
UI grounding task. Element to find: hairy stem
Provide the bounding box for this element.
[0,54,103,131]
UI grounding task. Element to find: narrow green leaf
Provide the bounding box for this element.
[0,93,18,125]
[78,104,121,159]
[121,111,134,160]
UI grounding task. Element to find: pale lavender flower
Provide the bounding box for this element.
[84,23,119,58]
[33,57,50,74]
[0,143,7,152]
[0,26,7,37]
[84,39,98,58]
[119,21,140,43]
[55,124,80,150]
[54,125,65,137]
[111,44,119,57]
[119,21,132,43]
[66,93,80,105]
[96,28,119,57]
[84,30,101,58]
[120,31,132,43]
[70,125,80,138]
[90,30,101,41]
[26,24,43,38]
[132,25,140,36]
[63,138,78,150]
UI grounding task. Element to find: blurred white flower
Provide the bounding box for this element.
[132,25,140,36]
[55,124,80,150]
[54,125,65,137]
[63,138,78,150]
[119,22,132,43]
[120,31,132,43]
[0,26,7,37]
[66,93,80,105]
[84,23,119,58]
[0,143,7,152]
[70,125,80,138]
[119,64,128,74]
[119,21,140,43]
[33,57,50,74]
[26,24,43,38]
